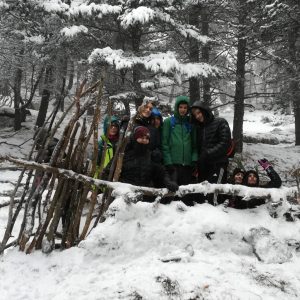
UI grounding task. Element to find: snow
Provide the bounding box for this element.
[60,25,88,37]
[89,47,218,78]
[0,199,300,299]
[0,106,300,299]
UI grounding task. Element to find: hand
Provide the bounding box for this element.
[258,158,272,171]
[166,181,179,192]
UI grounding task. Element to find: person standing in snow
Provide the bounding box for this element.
[161,96,197,198]
[94,115,120,179]
[149,106,163,163]
[118,126,178,201]
[191,101,231,187]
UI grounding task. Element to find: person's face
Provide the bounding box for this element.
[178,103,188,117]
[108,123,119,136]
[234,172,244,184]
[152,117,161,129]
[142,103,153,118]
[136,136,150,145]
[192,108,204,123]
[247,173,258,186]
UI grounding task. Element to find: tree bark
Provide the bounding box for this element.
[36,66,53,127]
[188,5,201,104]
[201,5,211,106]
[233,2,247,153]
[287,22,300,145]
[13,66,23,131]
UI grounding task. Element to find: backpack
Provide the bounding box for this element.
[227,138,235,158]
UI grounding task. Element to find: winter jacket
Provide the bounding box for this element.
[228,167,282,209]
[120,139,170,188]
[134,113,161,152]
[95,115,120,177]
[162,96,197,166]
[191,101,231,164]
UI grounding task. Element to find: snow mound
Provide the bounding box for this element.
[2,198,299,299]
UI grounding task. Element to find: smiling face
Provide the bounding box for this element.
[136,135,150,144]
[178,103,188,117]
[141,102,153,118]
[234,172,244,184]
[192,108,204,123]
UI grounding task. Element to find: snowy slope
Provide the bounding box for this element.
[1,199,300,299]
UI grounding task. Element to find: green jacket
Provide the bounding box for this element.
[95,115,119,178]
[162,96,197,166]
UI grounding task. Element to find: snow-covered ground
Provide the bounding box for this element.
[0,106,300,299]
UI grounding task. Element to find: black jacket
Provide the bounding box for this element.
[191,101,231,164]
[134,114,162,162]
[120,139,167,188]
[228,167,282,209]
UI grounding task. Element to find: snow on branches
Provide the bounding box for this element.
[89,47,218,78]
[61,25,88,37]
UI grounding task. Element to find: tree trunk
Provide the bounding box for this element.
[201,5,211,106]
[36,66,53,127]
[13,66,23,131]
[233,2,247,153]
[287,22,300,145]
[188,5,201,104]
[131,26,143,109]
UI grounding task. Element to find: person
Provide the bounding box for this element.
[149,107,163,163]
[241,158,282,209]
[225,167,246,209]
[119,126,178,201]
[94,115,120,179]
[191,101,231,187]
[134,100,153,128]
[161,95,197,205]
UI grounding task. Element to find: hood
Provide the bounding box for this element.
[151,107,163,123]
[228,167,246,184]
[103,115,120,136]
[243,170,260,187]
[190,101,214,123]
[174,96,190,119]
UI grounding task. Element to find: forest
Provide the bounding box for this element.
[0,0,299,151]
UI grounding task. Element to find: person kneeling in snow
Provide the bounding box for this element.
[241,159,282,209]
[118,126,179,201]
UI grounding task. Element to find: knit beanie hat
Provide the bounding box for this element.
[134,126,150,140]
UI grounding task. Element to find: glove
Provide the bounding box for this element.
[165,181,179,192]
[166,164,175,173]
[258,158,272,171]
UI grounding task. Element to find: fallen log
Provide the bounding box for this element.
[0,155,297,202]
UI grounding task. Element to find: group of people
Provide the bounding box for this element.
[96,96,282,208]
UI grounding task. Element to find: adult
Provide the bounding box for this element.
[191,101,231,185]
